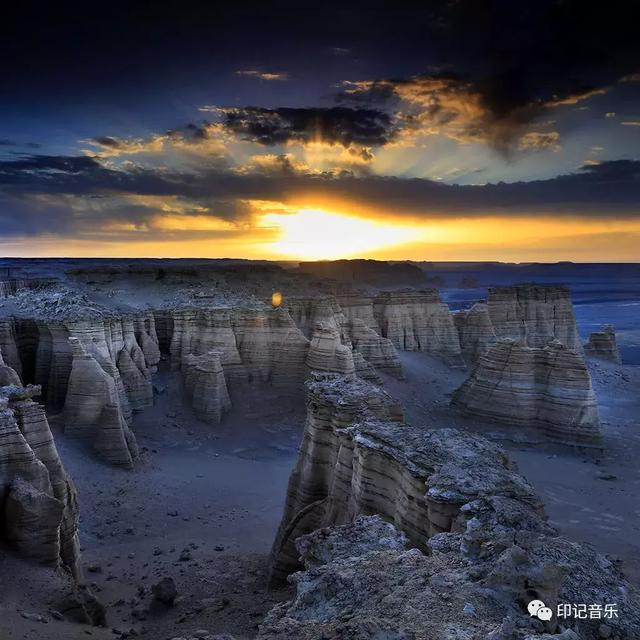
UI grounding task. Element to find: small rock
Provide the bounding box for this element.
[599,624,612,638]
[131,606,147,621]
[21,612,47,623]
[152,577,178,606]
[179,549,192,562]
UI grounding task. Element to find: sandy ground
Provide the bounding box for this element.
[1,363,303,640]
[386,351,640,586]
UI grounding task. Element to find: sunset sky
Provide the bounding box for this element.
[1,1,639,261]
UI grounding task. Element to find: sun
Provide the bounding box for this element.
[259,207,419,260]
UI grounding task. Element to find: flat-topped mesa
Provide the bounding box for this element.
[63,337,139,468]
[268,373,540,584]
[487,284,583,352]
[454,302,498,364]
[0,384,81,578]
[306,323,356,378]
[182,351,231,425]
[373,289,465,367]
[585,324,622,363]
[451,338,602,447]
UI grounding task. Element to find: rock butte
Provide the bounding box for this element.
[451,339,602,447]
[455,284,584,365]
[585,325,622,364]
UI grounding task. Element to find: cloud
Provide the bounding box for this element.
[1,154,639,241]
[338,74,590,152]
[85,122,231,159]
[213,106,396,149]
[518,132,561,152]
[621,121,640,127]
[0,139,41,149]
[235,69,288,81]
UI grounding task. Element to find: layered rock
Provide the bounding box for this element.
[0,319,22,376]
[287,296,403,379]
[584,324,622,363]
[134,314,161,370]
[451,339,602,447]
[487,285,583,352]
[231,308,310,385]
[167,307,311,387]
[306,324,355,378]
[268,374,540,583]
[0,383,80,578]
[373,290,465,367]
[263,373,638,638]
[348,318,402,379]
[63,337,139,468]
[286,297,347,339]
[182,351,232,425]
[454,302,497,364]
[0,345,21,386]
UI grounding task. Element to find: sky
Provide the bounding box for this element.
[1,0,639,261]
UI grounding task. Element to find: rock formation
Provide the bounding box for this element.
[454,302,497,364]
[373,290,465,367]
[63,337,139,468]
[0,345,21,386]
[182,351,232,424]
[451,339,602,447]
[306,323,355,377]
[263,374,639,639]
[260,508,640,639]
[268,373,539,583]
[0,383,80,578]
[168,307,310,386]
[287,295,404,379]
[585,325,622,363]
[0,319,22,376]
[487,285,583,352]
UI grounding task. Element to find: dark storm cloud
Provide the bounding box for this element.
[334,1,640,149]
[218,107,396,148]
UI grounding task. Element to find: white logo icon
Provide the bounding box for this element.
[528,599,553,621]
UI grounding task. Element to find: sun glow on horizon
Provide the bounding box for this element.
[259,207,423,260]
